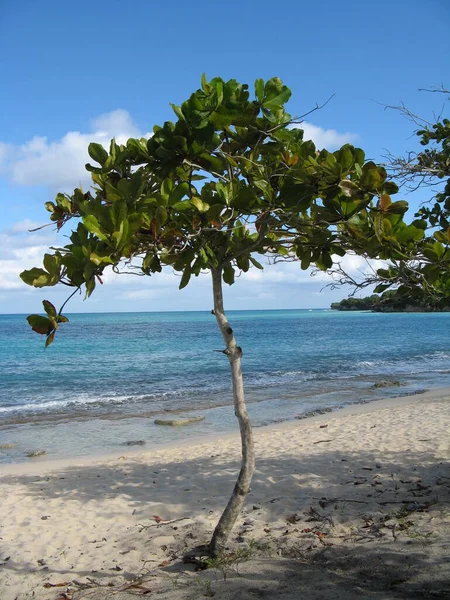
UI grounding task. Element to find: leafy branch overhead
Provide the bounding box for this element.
[376,91,450,299]
[21,75,429,345]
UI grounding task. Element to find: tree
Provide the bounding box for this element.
[370,88,450,301]
[20,75,421,556]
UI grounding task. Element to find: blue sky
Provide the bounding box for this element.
[0,0,448,313]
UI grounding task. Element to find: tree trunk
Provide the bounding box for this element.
[209,267,256,556]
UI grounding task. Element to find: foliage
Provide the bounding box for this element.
[331,289,450,312]
[376,89,450,299]
[20,75,423,346]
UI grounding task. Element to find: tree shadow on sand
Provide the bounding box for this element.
[1,445,449,598]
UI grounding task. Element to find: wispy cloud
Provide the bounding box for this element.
[292,121,358,150]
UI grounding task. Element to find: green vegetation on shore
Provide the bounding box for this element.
[331,290,450,312]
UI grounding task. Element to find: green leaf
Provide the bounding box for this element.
[42,300,57,319]
[43,254,60,276]
[336,146,354,171]
[263,78,291,109]
[383,181,399,195]
[83,215,108,241]
[223,264,235,285]
[85,277,96,298]
[88,143,108,166]
[374,283,392,293]
[395,224,424,243]
[179,267,191,289]
[160,178,173,199]
[112,218,129,248]
[249,256,264,270]
[45,330,56,349]
[320,251,333,269]
[191,197,210,212]
[26,315,53,335]
[201,72,209,92]
[255,78,264,103]
[172,200,193,212]
[57,315,69,324]
[385,200,409,215]
[111,201,127,229]
[89,251,115,266]
[360,162,386,190]
[169,182,190,205]
[20,268,56,288]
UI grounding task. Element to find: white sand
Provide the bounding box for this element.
[0,389,449,599]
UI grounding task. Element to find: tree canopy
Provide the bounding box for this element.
[20,76,425,346]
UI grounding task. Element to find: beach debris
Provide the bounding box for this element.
[373,379,400,388]
[26,449,47,458]
[313,439,334,444]
[158,560,170,567]
[296,407,333,419]
[286,513,302,524]
[312,496,369,505]
[0,443,15,450]
[122,440,146,446]
[154,416,205,426]
[37,558,46,566]
[43,582,69,588]
[138,517,191,530]
[319,424,328,428]
[305,506,334,527]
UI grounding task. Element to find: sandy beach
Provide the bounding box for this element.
[1,389,449,599]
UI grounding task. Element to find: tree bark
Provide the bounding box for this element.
[209,267,256,556]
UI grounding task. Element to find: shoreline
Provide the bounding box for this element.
[1,385,447,476]
[0,386,449,599]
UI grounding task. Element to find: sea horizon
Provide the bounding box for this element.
[1,307,331,316]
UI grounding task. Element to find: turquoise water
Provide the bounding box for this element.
[1,309,449,463]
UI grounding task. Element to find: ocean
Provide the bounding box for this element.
[1,309,449,463]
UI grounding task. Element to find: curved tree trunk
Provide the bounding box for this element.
[209,267,256,557]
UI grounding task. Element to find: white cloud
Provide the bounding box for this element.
[0,141,11,164]
[0,219,59,290]
[292,121,358,150]
[0,110,150,191]
[6,218,43,234]
[0,244,55,290]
